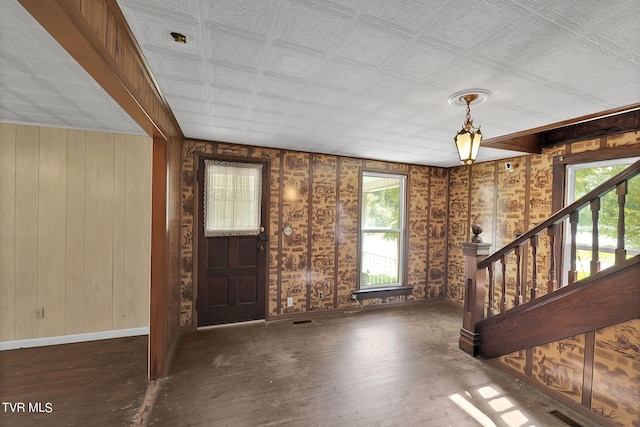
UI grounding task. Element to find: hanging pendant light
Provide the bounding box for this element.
[449,89,490,165]
[454,94,482,165]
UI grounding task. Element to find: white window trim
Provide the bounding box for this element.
[359,171,407,289]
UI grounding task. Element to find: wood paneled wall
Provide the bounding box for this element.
[447,130,640,426]
[498,318,640,427]
[447,130,640,306]
[0,123,152,342]
[180,140,450,326]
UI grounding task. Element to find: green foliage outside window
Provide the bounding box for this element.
[574,164,639,249]
[363,185,400,241]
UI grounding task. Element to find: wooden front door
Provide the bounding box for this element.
[196,155,268,326]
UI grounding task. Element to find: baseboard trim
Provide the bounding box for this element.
[268,297,450,321]
[0,327,149,351]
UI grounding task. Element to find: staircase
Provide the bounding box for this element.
[459,159,640,425]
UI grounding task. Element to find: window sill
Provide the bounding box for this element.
[353,286,413,300]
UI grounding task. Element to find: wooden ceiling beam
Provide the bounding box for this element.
[18,0,183,141]
[541,108,640,146]
[481,133,542,154]
[482,103,640,154]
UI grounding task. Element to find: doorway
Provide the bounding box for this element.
[195,155,269,326]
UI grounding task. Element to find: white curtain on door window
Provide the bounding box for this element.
[204,160,262,236]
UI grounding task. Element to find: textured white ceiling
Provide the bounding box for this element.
[3,0,639,166]
[0,1,144,135]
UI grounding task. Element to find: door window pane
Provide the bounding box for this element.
[204,160,262,236]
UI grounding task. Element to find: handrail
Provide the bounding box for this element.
[460,158,640,357]
[479,159,640,269]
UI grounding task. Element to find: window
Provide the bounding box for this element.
[563,157,639,283]
[203,160,262,236]
[359,172,406,288]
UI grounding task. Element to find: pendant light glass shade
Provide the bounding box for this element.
[453,94,483,165]
[455,127,482,165]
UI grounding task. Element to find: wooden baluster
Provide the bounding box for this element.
[568,211,579,285]
[530,235,539,299]
[487,263,495,318]
[500,255,507,313]
[514,246,523,306]
[547,224,558,292]
[616,181,628,265]
[591,198,601,275]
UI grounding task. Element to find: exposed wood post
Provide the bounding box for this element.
[149,138,167,380]
[459,242,492,356]
[19,0,185,381]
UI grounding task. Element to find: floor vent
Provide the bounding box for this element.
[549,410,583,427]
[292,319,312,325]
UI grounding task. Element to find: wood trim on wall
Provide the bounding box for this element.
[582,331,595,409]
[307,156,313,311]
[277,151,285,315]
[334,158,341,308]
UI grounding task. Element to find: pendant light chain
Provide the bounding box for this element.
[465,101,472,129]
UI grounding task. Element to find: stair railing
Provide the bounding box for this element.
[460,159,640,356]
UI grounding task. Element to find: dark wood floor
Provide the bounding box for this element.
[148,301,599,427]
[0,335,148,426]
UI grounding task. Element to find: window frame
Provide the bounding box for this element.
[562,156,639,284]
[552,144,640,286]
[356,169,411,297]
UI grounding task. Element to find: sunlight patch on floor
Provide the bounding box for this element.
[449,393,498,427]
[449,384,537,427]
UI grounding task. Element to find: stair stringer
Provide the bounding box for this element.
[476,256,640,359]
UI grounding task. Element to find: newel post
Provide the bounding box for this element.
[459,224,491,356]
